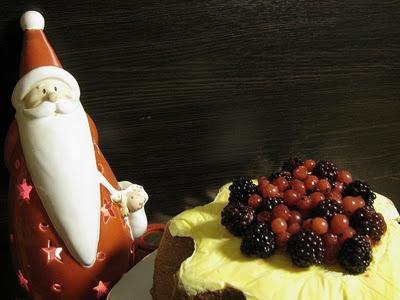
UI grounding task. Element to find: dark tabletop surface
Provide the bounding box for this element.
[1,0,399,298]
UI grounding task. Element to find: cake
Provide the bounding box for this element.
[152,159,400,300]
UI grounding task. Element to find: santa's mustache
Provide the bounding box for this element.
[23,99,79,118]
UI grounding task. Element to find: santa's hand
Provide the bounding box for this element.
[113,181,149,217]
[126,185,148,212]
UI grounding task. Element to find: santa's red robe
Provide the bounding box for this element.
[4,115,133,299]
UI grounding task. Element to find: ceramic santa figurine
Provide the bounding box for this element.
[4,11,149,299]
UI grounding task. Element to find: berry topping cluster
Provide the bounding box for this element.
[221,158,386,274]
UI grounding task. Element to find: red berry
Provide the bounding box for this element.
[343,196,364,216]
[304,175,318,192]
[276,232,291,247]
[338,227,356,244]
[256,211,271,223]
[336,171,353,184]
[271,218,288,234]
[302,218,313,230]
[290,180,306,195]
[316,179,331,193]
[330,214,349,234]
[272,177,289,192]
[322,232,340,264]
[322,232,339,247]
[258,176,269,185]
[283,189,301,207]
[342,196,357,216]
[288,210,303,225]
[258,180,268,188]
[311,217,329,235]
[354,196,366,209]
[287,222,301,234]
[293,166,308,180]
[304,159,316,171]
[261,183,279,198]
[326,191,342,204]
[271,204,291,221]
[324,243,340,265]
[248,194,263,208]
[333,181,344,193]
[310,192,325,208]
[297,196,312,210]
[257,180,268,194]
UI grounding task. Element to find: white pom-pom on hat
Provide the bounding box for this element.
[20,11,45,30]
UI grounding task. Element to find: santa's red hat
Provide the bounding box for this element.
[12,11,80,108]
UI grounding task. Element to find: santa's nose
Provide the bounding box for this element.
[46,91,59,102]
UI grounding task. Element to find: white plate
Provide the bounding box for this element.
[107,250,157,300]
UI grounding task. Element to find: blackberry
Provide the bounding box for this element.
[262,197,284,211]
[281,157,304,173]
[312,160,338,182]
[240,223,276,258]
[350,206,386,243]
[338,235,372,274]
[312,199,345,221]
[344,180,376,207]
[268,171,293,182]
[228,177,257,204]
[221,202,255,236]
[287,230,325,267]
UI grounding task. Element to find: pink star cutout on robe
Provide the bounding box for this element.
[17,270,29,292]
[17,179,32,203]
[93,280,110,299]
[42,240,62,263]
[101,201,115,224]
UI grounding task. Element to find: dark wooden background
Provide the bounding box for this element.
[1,0,399,298]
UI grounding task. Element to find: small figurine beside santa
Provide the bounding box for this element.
[4,11,150,299]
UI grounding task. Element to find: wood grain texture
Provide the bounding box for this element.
[0,0,399,297]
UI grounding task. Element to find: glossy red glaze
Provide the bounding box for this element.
[20,29,62,77]
[5,116,134,300]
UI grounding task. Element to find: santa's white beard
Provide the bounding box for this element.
[16,99,100,267]
[23,98,79,118]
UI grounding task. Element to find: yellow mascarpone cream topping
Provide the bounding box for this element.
[169,183,400,300]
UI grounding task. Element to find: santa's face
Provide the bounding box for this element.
[14,78,100,267]
[23,79,73,107]
[21,79,79,118]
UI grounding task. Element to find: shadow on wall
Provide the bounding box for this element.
[0,18,24,299]
[0,19,20,187]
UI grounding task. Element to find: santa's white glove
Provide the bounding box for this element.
[115,181,149,239]
[98,173,149,239]
[111,181,148,216]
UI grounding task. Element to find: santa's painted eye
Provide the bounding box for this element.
[42,89,46,94]
[54,86,57,92]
